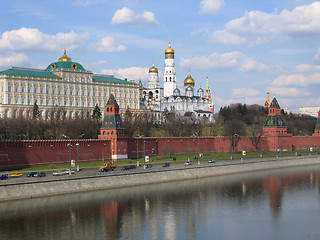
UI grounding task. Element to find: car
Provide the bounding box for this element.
[53,171,66,176]
[35,172,46,177]
[144,163,152,169]
[162,162,170,167]
[27,172,38,177]
[99,167,111,172]
[0,174,9,180]
[121,166,130,170]
[208,159,216,163]
[10,173,23,178]
[64,170,75,175]
[129,165,136,169]
[184,161,193,166]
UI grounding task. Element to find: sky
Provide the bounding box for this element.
[1,0,320,113]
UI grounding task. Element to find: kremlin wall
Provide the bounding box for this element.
[0,95,320,171]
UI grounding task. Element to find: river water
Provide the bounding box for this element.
[0,165,320,240]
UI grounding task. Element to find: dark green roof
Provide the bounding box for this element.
[101,114,123,130]
[264,115,287,128]
[46,61,85,71]
[0,67,61,79]
[269,97,280,109]
[315,115,320,131]
[93,75,137,86]
[106,94,118,106]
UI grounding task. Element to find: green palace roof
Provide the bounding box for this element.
[93,75,137,86]
[0,67,61,79]
[46,61,85,71]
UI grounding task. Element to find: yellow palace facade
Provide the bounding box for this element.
[0,50,140,119]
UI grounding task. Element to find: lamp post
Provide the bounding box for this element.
[76,133,84,172]
[76,143,79,172]
[63,134,72,175]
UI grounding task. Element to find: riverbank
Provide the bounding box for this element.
[1,156,320,202]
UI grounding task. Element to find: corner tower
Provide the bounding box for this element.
[163,39,176,97]
[98,94,128,160]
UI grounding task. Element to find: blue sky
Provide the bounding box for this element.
[1,0,320,113]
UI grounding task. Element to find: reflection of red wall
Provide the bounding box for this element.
[0,139,111,170]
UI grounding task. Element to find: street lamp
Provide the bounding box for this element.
[76,133,84,172]
[63,134,72,175]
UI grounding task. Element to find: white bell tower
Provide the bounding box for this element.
[163,39,176,97]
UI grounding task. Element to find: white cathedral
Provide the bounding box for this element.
[141,40,214,121]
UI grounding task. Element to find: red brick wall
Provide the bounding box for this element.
[0,139,111,170]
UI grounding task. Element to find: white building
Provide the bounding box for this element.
[142,40,214,121]
[299,107,320,117]
[0,50,140,119]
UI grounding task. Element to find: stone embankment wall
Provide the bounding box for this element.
[1,157,320,202]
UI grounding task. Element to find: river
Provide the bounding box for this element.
[0,165,320,240]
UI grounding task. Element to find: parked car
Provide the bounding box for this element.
[208,159,216,163]
[162,162,170,167]
[184,161,193,166]
[27,172,38,177]
[35,172,46,177]
[10,173,23,178]
[129,165,136,169]
[121,166,130,170]
[64,170,75,175]
[53,171,66,176]
[144,163,152,169]
[99,167,111,172]
[0,174,9,180]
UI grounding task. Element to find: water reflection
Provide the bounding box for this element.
[0,165,319,240]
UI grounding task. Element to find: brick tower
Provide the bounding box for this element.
[263,96,292,151]
[98,94,128,160]
[312,110,320,136]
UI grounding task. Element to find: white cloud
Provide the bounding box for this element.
[239,57,269,72]
[232,88,260,98]
[94,36,127,53]
[73,0,105,7]
[269,87,311,97]
[200,0,225,14]
[101,67,149,81]
[0,53,29,67]
[0,28,89,52]
[111,7,159,26]
[180,52,243,71]
[314,48,320,62]
[272,73,320,87]
[211,2,320,47]
[180,51,271,73]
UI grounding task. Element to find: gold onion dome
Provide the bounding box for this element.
[184,71,195,87]
[149,64,158,73]
[58,49,72,62]
[165,41,175,55]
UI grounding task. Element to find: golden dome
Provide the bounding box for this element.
[149,64,158,73]
[58,49,72,62]
[152,97,155,101]
[165,41,175,55]
[184,71,195,87]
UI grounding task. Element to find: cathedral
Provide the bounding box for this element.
[142,40,214,121]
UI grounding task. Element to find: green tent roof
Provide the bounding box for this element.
[264,115,287,128]
[269,97,280,109]
[0,68,61,79]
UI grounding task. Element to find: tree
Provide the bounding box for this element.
[92,104,102,121]
[32,101,40,119]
